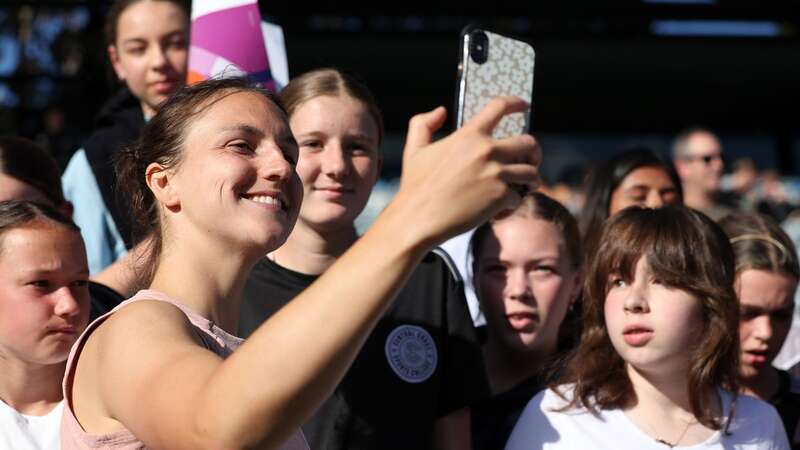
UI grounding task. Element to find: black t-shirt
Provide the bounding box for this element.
[471,374,544,450]
[88,281,124,321]
[240,249,490,450]
[771,369,800,449]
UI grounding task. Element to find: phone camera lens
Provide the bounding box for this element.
[469,31,489,64]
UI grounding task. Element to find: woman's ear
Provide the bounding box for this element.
[146,162,180,211]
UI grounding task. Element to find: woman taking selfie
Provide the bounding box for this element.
[61,77,540,449]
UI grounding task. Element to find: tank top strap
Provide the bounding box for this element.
[122,290,243,356]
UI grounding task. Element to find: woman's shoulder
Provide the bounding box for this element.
[85,293,201,357]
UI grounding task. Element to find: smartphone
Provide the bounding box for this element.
[455,27,536,138]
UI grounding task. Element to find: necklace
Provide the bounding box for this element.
[647,417,694,448]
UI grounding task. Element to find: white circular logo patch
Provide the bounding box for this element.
[385,325,438,383]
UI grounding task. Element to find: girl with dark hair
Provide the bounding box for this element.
[0,200,90,450]
[719,212,800,447]
[580,147,682,258]
[61,77,540,449]
[239,67,489,450]
[469,192,582,450]
[62,0,189,275]
[507,205,789,450]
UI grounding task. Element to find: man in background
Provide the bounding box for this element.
[672,127,733,220]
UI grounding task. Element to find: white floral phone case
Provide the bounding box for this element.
[456,28,535,138]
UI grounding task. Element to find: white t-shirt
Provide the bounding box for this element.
[0,400,63,450]
[438,230,485,326]
[774,315,800,376]
[506,386,790,450]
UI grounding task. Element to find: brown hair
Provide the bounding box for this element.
[279,68,385,144]
[104,0,189,47]
[0,200,79,256]
[719,212,800,281]
[560,205,739,430]
[115,77,287,287]
[0,136,67,208]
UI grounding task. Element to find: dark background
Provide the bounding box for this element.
[1,0,799,179]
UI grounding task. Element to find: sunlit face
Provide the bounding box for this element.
[475,217,580,355]
[0,224,89,366]
[108,0,188,117]
[167,91,302,255]
[290,95,382,233]
[0,173,51,205]
[605,258,704,375]
[736,269,796,380]
[609,166,679,215]
[678,131,724,194]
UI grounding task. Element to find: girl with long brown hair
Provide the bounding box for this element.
[506,205,789,449]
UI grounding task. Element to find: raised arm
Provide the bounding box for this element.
[90,97,540,450]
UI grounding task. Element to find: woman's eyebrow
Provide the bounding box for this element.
[220,124,263,136]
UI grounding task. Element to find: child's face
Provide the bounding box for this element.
[108,0,188,117]
[0,225,90,366]
[476,217,580,355]
[736,269,796,380]
[604,257,703,376]
[290,95,382,232]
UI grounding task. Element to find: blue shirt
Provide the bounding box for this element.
[62,148,127,274]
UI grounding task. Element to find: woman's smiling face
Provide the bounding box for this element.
[165,90,303,254]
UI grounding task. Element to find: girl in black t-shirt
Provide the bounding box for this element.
[240,68,492,450]
[469,192,582,450]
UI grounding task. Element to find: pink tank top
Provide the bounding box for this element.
[61,289,308,450]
